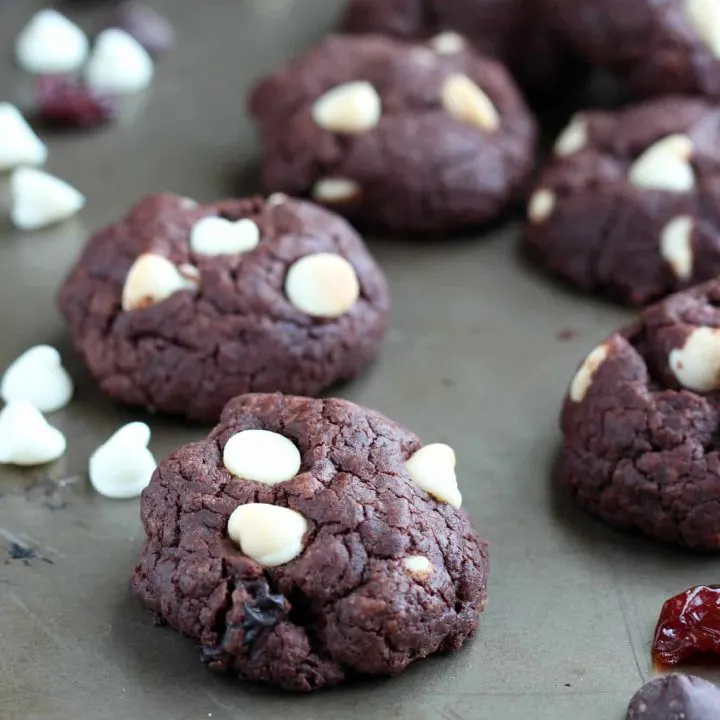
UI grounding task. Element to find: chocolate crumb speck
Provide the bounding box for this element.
[557,328,578,341]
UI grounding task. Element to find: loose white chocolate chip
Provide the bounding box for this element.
[406,443,462,508]
[554,114,588,157]
[190,217,260,256]
[430,31,465,55]
[441,74,500,132]
[0,400,66,466]
[85,28,154,94]
[1,346,73,413]
[628,134,695,192]
[223,429,301,486]
[312,81,381,134]
[312,178,361,204]
[89,422,156,499]
[669,326,720,391]
[528,189,556,224]
[285,253,360,318]
[0,103,47,170]
[570,344,609,402]
[122,253,199,311]
[227,503,308,567]
[403,555,434,581]
[660,216,694,281]
[11,168,85,230]
[685,0,720,57]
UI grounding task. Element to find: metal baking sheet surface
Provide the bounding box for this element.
[2,2,719,719]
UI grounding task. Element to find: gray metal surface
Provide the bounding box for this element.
[1,2,718,719]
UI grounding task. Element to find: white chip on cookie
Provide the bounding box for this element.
[685,0,720,57]
[11,168,85,230]
[406,443,462,508]
[86,28,154,94]
[628,134,695,192]
[227,503,308,566]
[312,178,361,204]
[669,326,720,392]
[441,74,500,132]
[89,422,156,499]
[190,217,260,256]
[312,81,381,134]
[1,345,73,413]
[285,253,360,318]
[430,32,466,55]
[570,343,610,403]
[660,216,694,281]
[528,189,556,224]
[122,253,199,311]
[223,429,301,485]
[554,114,588,157]
[0,104,47,171]
[403,555,434,581]
[0,400,66,466]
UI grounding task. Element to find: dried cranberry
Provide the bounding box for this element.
[36,75,117,129]
[653,585,720,667]
[110,2,174,55]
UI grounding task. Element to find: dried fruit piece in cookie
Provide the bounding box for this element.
[58,193,389,422]
[559,277,720,549]
[525,97,720,306]
[131,393,489,691]
[249,34,536,234]
[626,674,720,719]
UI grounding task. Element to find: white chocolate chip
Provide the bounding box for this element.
[430,31,466,55]
[85,28,154,94]
[554,114,588,157]
[528,189,556,224]
[441,73,500,132]
[312,81,381,134]
[267,193,288,205]
[0,400,66,466]
[405,443,462,508]
[1,346,73,413]
[190,217,260,256]
[570,344,609,402]
[0,104,47,171]
[685,0,720,57]
[89,422,156,499]
[669,326,720,392]
[403,555,434,581]
[227,503,308,567]
[312,178,361,204]
[11,168,85,230]
[285,253,360,318]
[628,134,695,192]
[223,429,301,486]
[15,9,89,74]
[122,254,199,311]
[660,216,694,281]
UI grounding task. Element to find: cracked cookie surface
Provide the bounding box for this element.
[248,34,537,234]
[525,97,720,307]
[131,393,489,691]
[58,193,389,422]
[561,278,720,549]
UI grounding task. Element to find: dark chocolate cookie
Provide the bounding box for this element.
[627,674,720,719]
[58,193,389,422]
[248,34,537,234]
[131,393,489,691]
[339,0,578,97]
[525,97,720,306]
[560,278,720,549]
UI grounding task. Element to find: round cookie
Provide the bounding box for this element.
[131,393,489,691]
[525,97,720,307]
[560,278,720,550]
[58,193,389,422]
[541,0,720,98]
[248,34,537,235]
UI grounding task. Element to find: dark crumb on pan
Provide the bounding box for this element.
[9,542,36,560]
[556,328,578,341]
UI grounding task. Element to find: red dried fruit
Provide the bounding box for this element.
[653,585,720,667]
[36,75,117,129]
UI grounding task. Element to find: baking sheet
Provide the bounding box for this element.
[2,2,720,718]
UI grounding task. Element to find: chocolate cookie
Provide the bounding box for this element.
[248,34,537,234]
[525,97,720,306]
[541,0,720,99]
[560,278,720,549]
[627,674,720,719]
[131,393,489,691]
[58,193,389,422]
